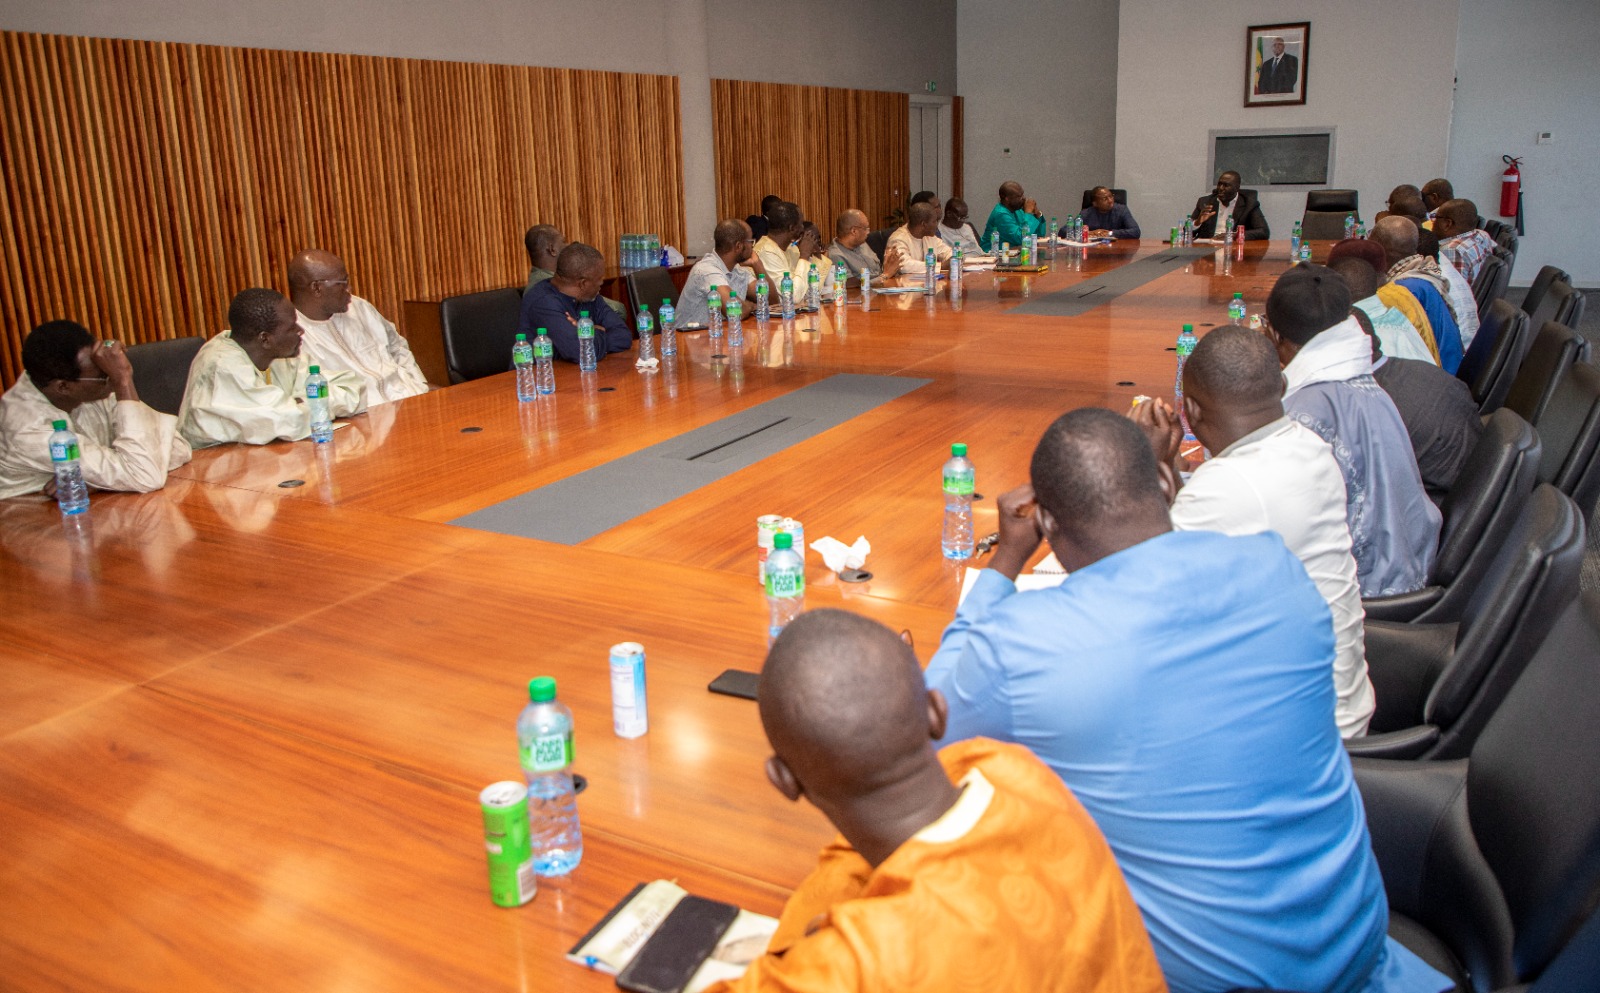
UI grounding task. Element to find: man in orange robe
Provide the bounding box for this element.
[708,609,1167,993]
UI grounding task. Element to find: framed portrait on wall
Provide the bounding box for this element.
[1245,23,1309,107]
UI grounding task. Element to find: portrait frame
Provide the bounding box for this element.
[1245,23,1309,107]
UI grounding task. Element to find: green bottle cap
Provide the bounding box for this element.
[952,442,968,457]
[515,333,527,341]
[309,365,320,374]
[528,676,557,702]
[580,310,590,318]
[52,419,67,430]
[1183,324,1194,331]
[773,532,793,550]
[1233,292,1243,299]
[662,298,671,305]
[536,328,548,336]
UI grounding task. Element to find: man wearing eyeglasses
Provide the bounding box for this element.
[937,198,983,255]
[290,249,429,404]
[0,320,192,498]
[828,209,902,280]
[518,243,634,363]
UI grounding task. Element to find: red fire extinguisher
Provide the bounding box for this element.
[1501,155,1525,234]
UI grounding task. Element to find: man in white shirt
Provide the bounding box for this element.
[0,320,191,499]
[289,249,428,405]
[677,219,763,326]
[179,288,366,448]
[1130,325,1374,738]
[887,202,953,273]
[752,200,803,289]
[937,198,984,255]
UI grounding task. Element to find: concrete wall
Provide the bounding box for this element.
[956,0,1120,224]
[1448,0,1600,286]
[1114,0,1459,245]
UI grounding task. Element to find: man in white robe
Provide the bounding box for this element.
[289,249,428,404]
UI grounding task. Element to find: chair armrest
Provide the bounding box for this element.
[1361,586,1445,622]
[1343,725,1441,759]
[1365,621,1458,733]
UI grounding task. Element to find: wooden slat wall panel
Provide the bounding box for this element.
[951,95,963,201]
[711,79,908,236]
[0,30,686,389]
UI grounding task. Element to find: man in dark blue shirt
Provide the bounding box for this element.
[518,243,633,364]
[1073,186,1141,240]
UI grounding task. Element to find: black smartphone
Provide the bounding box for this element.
[615,895,741,993]
[707,669,759,701]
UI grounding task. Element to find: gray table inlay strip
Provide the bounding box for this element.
[1012,246,1218,318]
[451,373,930,543]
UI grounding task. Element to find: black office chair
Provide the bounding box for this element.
[1490,243,1516,284]
[1300,189,1360,241]
[866,227,893,261]
[1472,254,1511,322]
[1350,485,1583,761]
[439,288,523,384]
[125,336,204,416]
[1363,410,1540,626]
[1461,300,1532,414]
[1503,322,1590,427]
[1520,266,1569,317]
[1534,361,1600,518]
[1482,218,1508,241]
[1494,225,1519,260]
[1079,188,1128,209]
[1354,589,1600,991]
[625,267,680,327]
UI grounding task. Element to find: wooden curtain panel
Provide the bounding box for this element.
[951,95,963,201]
[711,79,908,238]
[0,30,686,388]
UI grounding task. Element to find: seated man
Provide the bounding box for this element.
[1266,264,1442,595]
[828,209,903,279]
[677,219,761,327]
[887,202,953,271]
[796,222,838,297]
[0,320,192,499]
[936,197,984,255]
[523,224,624,315]
[981,181,1047,251]
[1420,177,1454,220]
[711,609,1166,993]
[752,201,804,289]
[1130,326,1373,738]
[289,249,429,405]
[1076,186,1141,240]
[908,189,940,213]
[1373,184,1421,224]
[745,194,781,242]
[518,243,633,363]
[1329,240,1440,364]
[925,409,1449,993]
[1190,170,1270,241]
[179,288,367,448]
[1420,227,1480,350]
[1431,198,1496,283]
[1372,217,1463,373]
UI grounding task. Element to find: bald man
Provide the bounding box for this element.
[827,208,902,279]
[981,181,1047,252]
[1131,326,1372,738]
[289,249,428,405]
[706,610,1165,993]
[1371,217,1463,373]
[1328,240,1440,365]
[1420,177,1454,218]
[886,202,952,272]
[523,224,625,316]
[925,408,1450,993]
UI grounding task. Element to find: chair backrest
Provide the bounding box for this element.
[125,336,205,415]
[1299,211,1351,241]
[1469,589,1600,981]
[625,267,680,326]
[1551,283,1585,330]
[1425,484,1584,759]
[1521,265,1570,317]
[1079,188,1128,209]
[1495,226,1519,255]
[1465,300,1532,413]
[1306,188,1359,214]
[1472,254,1511,322]
[866,227,892,261]
[1491,243,1517,284]
[1535,361,1600,516]
[1429,409,1541,609]
[1504,321,1589,426]
[439,288,523,384]
[1483,218,1508,240]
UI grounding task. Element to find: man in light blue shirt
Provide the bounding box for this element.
[925,408,1450,993]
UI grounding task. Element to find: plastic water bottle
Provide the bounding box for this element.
[726,297,744,347]
[764,531,805,642]
[512,333,536,401]
[657,298,676,357]
[1228,293,1246,323]
[941,442,975,559]
[834,263,848,302]
[780,272,795,320]
[951,244,963,285]
[1290,221,1302,259]
[517,676,583,876]
[1176,324,1199,439]
[1299,241,1312,263]
[754,276,769,323]
[709,293,724,339]
[1183,217,1194,246]
[306,365,332,442]
[924,248,936,294]
[577,311,597,372]
[1343,213,1356,240]
[533,330,555,395]
[635,305,655,365]
[806,264,821,311]
[48,419,89,515]
[860,268,872,301]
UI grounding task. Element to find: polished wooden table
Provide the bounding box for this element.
[1,239,1299,990]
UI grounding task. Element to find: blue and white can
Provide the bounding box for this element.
[609,642,648,738]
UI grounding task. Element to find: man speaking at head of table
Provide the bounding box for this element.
[705,608,1166,993]
[1189,170,1270,241]
[981,180,1047,250]
[924,408,1452,993]
[518,243,634,364]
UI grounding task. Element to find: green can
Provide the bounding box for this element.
[480,781,537,907]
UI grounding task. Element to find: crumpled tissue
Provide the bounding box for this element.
[809,535,870,573]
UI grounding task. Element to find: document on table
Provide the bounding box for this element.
[957,561,1068,605]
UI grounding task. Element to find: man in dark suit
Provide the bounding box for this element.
[1256,37,1299,94]
[1190,171,1271,241]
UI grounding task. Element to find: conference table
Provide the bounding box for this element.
[0,238,1299,990]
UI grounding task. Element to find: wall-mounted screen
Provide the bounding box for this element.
[1209,128,1335,189]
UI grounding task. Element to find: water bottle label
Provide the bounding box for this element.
[306,382,328,399]
[50,441,79,462]
[533,339,551,359]
[764,571,804,598]
[942,471,975,495]
[521,732,572,772]
[578,324,594,339]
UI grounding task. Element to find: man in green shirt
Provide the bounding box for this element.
[981,181,1047,251]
